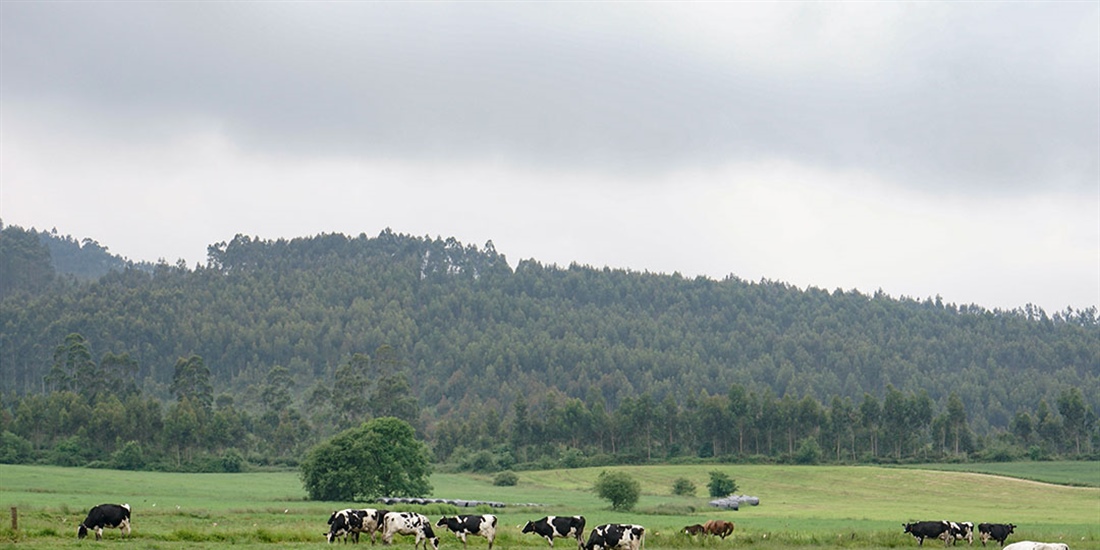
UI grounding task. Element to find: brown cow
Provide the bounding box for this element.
[703,520,735,539]
[682,524,705,536]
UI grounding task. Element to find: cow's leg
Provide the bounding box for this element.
[121,518,132,537]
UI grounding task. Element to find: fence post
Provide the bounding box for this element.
[10,506,16,530]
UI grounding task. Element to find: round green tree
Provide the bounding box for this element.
[594,470,641,511]
[671,477,696,496]
[300,417,432,501]
[707,470,737,497]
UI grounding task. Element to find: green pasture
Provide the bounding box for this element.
[1,463,1097,549]
[896,461,1100,488]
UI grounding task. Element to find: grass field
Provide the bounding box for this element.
[897,461,1100,488]
[1,463,1097,549]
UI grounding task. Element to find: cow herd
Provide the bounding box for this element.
[324,511,642,550]
[70,502,1070,550]
[903,521,1046,548]
[324,512,642,550]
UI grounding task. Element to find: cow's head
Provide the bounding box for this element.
[436,517,450,527]
[521,521,534,533]
[78,525,89,539]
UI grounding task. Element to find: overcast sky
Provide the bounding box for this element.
[3,2,1097,313]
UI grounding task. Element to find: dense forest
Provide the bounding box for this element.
[0,222,1096,471]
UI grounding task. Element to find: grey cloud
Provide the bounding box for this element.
[3,2,1096,192]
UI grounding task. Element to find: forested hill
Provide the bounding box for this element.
[1,225,1097,438]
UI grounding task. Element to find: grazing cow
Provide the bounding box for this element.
[78,503,131,540]
[584,523,645,550]
[979,524,1017,547]
[522,516,587,549]
[327,509,364,544]
[436,515,498,550]
[355,509,389,544]
[1003,543,1069,550]
[904,521,951,546]
[946,522,974,545]
[681,524,705,537]
[703,520,735,539]
[382,512,440,550]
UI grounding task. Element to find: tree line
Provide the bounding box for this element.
[0,332,1094,471]
[0,223,1097,470]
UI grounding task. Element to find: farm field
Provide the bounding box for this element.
[1,463,1097,549]
[896,461,1100,488]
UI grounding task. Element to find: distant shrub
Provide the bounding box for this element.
[978,444,1018,463]
[795,438,822,465]
[707,470,737,497]
[50,436,92,467]
[112,440,145,470]
[560,448,585,469]
[0,431,32,464]
[594,470,641,511]
[220,449,244,472]
[1028,445,1050,461]
[464,450,497,472]
[493,470,518,486]
[671,477,696,496]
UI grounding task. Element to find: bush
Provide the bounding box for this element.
[671,477,696,496]
[459,450,497,473]
[493,470,519,486]
[50,436,93,467]
[594,470,641,511]
[707,470,737,497]
[111,441,145,470]
[0,431,32,464]
[560,448,585,469]
[220,448,244,472]
[795,437,822,465]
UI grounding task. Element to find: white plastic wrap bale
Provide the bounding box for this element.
[708,496,740,510]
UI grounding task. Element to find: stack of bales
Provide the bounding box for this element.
[708,495,760,510]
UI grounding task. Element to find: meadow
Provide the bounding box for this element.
[897,461,1100,488]
[1,463,1097,549]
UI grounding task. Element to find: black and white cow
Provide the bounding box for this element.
[904,521,951,546]
[436,515,497,550]
[978,524,1017,547]
[382,512,440,550]
[584,523,645,550]
[355,509,389,544]
[946,522,974,545]
[77,503,131,540]
[522,516,587,549]
[327,509,364,544]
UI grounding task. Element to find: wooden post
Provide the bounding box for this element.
[10,506,16,530]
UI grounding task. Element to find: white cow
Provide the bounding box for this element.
[1003,543,1069,550]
